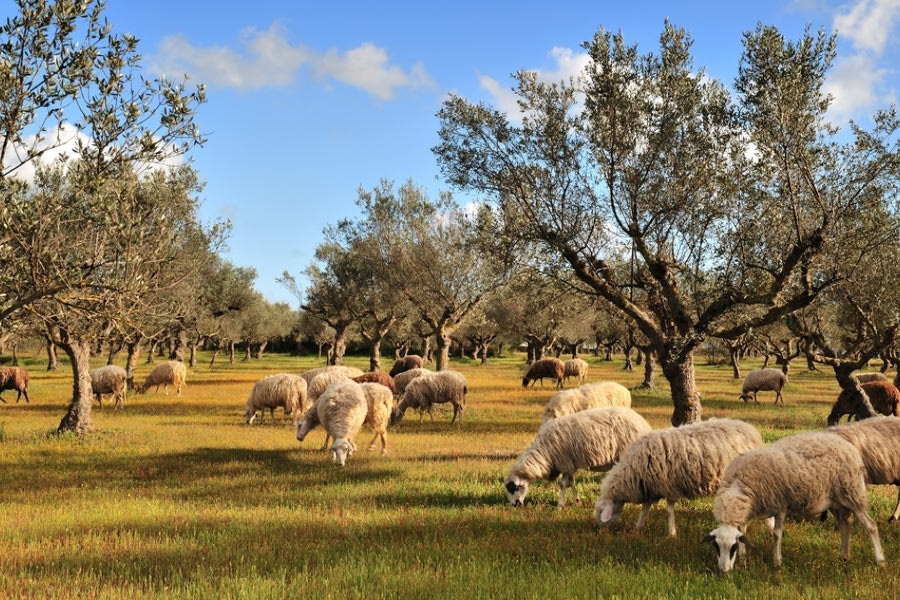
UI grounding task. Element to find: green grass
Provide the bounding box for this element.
[0,352,897,599]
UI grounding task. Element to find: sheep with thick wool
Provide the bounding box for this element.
[827,416,900,521]
[563,358,589,386]
[522,358,565,389]
[90,365,127,409]
[296,379,368,466]
[739,368,787,404]
[300,365,363,386]
[505,406,652,507]
[359,382,393,454]
[393,367,431,395]
[826,381,900,426]
[856,372,888,383]
[139,360,186,396]
[244,373,308,425]
[389,354,424,377]
[595,418,762,537]
[542,381,631,423]
[0,366,29,404]
[390,370,467,425]
[352,371,396,395]
[704,431,884,571]
[306,366,364,404]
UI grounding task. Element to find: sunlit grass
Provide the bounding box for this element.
[0,351,897,598]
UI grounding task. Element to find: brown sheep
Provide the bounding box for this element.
[0,366,30,403]
[389,355,424,377]
[522,358,565,389]
[352,371,397,395]
[827,381,900,426]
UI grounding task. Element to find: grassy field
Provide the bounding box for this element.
[0,351,898,599]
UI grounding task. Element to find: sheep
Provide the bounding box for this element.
[522,357,565,389]
[389,354,425,377]
[297,379,368,466]
[739,368,787,404]
[393,367,431,395]
[0,366,30,404]
[826,381,900,426]
[827,416,900,522]
[244,373,308,425]
[505,406,652,507]
[359,382,393,454]
[300,365,363,385]
[541,381,631,422]
[856,372,888,383]
[139,360,187,396]
[390,370,467,425]
[352,371,397,395]
[563,358,589,386]
[704,431,885,571]
[594,418,763,537]
[306,366,364,404]
[90,365,128,409]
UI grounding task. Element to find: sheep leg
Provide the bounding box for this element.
[851,508,885,566]
[319,434,332,451]
[665,499,678,537]
[831,505,853,560]
[557,474,575,507]
[634,502,652,531]
[771,512,785,567]
[889,487,900,522]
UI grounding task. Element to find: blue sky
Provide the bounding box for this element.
[92,1,900,305]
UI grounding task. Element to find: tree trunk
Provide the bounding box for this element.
[209,348,220,367]
[434,330,452,371]
[833,362,878,420]
[730,348,741,380]
[638,347,655,390]
[329,324,349,366]
[623,346,634,372]
[57,339,96,434]
[10,343,18,366]
[228,341,236,364]
[189,340,198,368]
[125,341,141,390]
[661,353,702,426]
[146,339,158,363]
[369,338,382,372]
[242,345,251,361]
[254,340,267,360]
[45,338,59,371]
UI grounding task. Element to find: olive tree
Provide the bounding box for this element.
[434,22,900,424]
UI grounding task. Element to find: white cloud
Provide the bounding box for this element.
[834,0,900,54]
[824,53,888,121]
[150,23,434,100]
[3,122,91,181]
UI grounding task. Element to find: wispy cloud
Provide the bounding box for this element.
[149,22,434,100]
[827,0,900,122]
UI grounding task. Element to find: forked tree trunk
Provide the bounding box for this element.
[434,329,453,371]
[45,340,59,371]
[57,339,96,434]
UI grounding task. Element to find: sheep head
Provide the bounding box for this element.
[704,525,749,572]
[594,497,625,527]
[504,476,529,506]
[330,438,355,466]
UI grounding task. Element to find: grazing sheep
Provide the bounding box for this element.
[244,373,308,425]
[390,370,467,425]
[300,365,363,385]
[827,381,900,426]
[505,406,652,507]
[522,357,565,389]
[704,431,884,571]
[563,358,589,386]
[389,355,425,377]
[359,382,393,454]
[739,368,787,404]
[595,418,763,537]
[139,360,186,396]
[299,379,368,466]
[827,416,900,522]
[0,366,29,404]
[393,367,431,395]
[90,365,128,409]
[856,372,888,383]
[306,366,364,404]
[542,381,631,422]
[352,371,397,395]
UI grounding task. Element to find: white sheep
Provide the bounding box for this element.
[393,367,431,395]
[90,365,128,409]
[522,357,565,389]
[504,406,652,507]
[594,418,763,537]
[541,381,631,422]
[306,366,365,404]
[827,416,900,522]
[0,366,30,403]
[704,431,885,571]
[303,379,368,466]
[244,373,308,425]
[739,368,787,404]
[300,365,363,385]
[359,382,393,454]
[139,360,187,396]
[390,370,467,425]
[563,358,589,386]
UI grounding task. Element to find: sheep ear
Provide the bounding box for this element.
[505,480,518,494]
[702,534,716,544]
[599,503,614,523]
[738,534,752,548]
